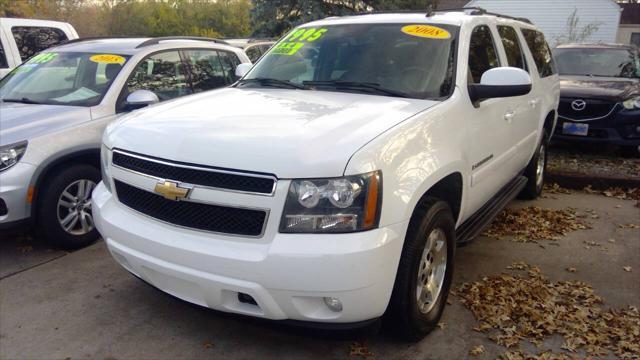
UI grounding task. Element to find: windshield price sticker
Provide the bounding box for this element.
[401,25,451,39]
[90,54,126,64]
[28,52,58,64]
[272,27,327,56]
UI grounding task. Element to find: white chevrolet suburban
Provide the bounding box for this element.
[93,9,559,339]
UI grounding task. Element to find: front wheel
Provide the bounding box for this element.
[384,198,455,341]
[37,164,101,249]
[519,132,548,200]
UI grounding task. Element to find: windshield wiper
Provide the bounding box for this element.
[237,78,308,90]
[1,97,42,104]
[303,80,411,98]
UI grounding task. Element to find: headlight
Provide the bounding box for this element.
[622,96,640,110]
[100,145,112,192]
[280,171,381,233]
[0,141,28,172]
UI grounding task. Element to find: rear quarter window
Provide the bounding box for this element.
[521,29,556,78]
[11,26,69,61]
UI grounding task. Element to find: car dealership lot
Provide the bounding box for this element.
[1,191,638,360]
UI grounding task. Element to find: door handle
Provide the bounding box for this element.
[504,111,515,122]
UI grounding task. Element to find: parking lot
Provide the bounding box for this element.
[1,189,638,359]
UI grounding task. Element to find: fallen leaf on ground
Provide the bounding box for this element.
[349,342,374,358]
[623,266,632,272]
[437,321,446,329]
[566,267,576,273]
[203,340,214,349]
[470,345,485,356]
[483,207,589,242]
[456,262,639,358]
[543,183,572,194]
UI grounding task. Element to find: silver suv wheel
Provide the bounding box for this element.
[57,179,96,235]
[416,227,447,314]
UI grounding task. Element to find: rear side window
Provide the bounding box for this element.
[521,29,556,78]
[468,25,500,84]
[0,41,7,68]
[11,26,68,61]
[497,26,527,71]
[245,46,262,63]
[184,49,228,93]
[218,51,241,83]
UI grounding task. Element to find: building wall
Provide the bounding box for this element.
[465,0,622,46]
[616,24,640,46]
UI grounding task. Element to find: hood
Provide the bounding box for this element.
[559,76,640,101]
[0,103,92,146]
[106,88,437,178]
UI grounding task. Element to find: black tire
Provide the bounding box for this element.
[384,198,456,341]
[36,164,101,249]
[519,132,548,200]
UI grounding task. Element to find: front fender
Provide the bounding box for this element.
[344,97,469,228]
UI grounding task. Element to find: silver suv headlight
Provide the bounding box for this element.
[622,96,640,110]
[100,145,112,192]
[279,171,381,233]
[0,141,28,172]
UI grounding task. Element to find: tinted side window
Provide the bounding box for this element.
[497,26,527,71]
[521,29,556,78]
[184,49,228,93]
[126,51,192,101]
[218,51,241,83]
[468,25,500,84]
[11,26,68,61]
[0,41,7,68]
[245,46,261,62]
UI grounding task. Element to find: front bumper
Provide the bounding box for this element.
[0,162,37,226]
[553,107,640,146]
[93,181,407,324]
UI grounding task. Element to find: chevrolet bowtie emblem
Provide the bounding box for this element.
[154,181,190,201]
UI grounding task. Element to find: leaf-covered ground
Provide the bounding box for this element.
[456,262,640,359]
[547,148,640,179]
[482,206,590,242]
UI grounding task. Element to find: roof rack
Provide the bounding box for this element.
[353,7,532,24]
[58,36,137,46]
[135,36,228,48]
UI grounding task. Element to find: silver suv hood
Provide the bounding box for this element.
[105,88,438,178]
[0,103,92,146]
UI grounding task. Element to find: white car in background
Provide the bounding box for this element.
[0,36,250,248]
[0,17,79,78]
[95,10,559,338]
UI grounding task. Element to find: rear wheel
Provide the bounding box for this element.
[519,132,548,200]
[385,198,455,341]
[37,164,100,249]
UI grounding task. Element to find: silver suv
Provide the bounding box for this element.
[0,37,250,248]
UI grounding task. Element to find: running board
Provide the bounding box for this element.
[456,175,528,246]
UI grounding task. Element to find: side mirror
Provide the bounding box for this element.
[468,67,532,103]
[235,63,252,78]
[125,90,159,110]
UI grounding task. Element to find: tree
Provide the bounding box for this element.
[251,0,438,37]
[554,8,602,45]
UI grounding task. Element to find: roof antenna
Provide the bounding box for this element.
[426,4,435,17]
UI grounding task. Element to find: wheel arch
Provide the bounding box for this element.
[411,172,463,225]
[543,109,557,140]
[29,148,101,220]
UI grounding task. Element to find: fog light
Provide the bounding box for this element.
[323,297,343,312]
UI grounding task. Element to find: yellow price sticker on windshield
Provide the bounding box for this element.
[90,54,126,64]
[401,25,451,39]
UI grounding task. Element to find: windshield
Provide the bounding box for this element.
[0,51,130,106]
[553,48,640,78]
[243,23,459,99]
